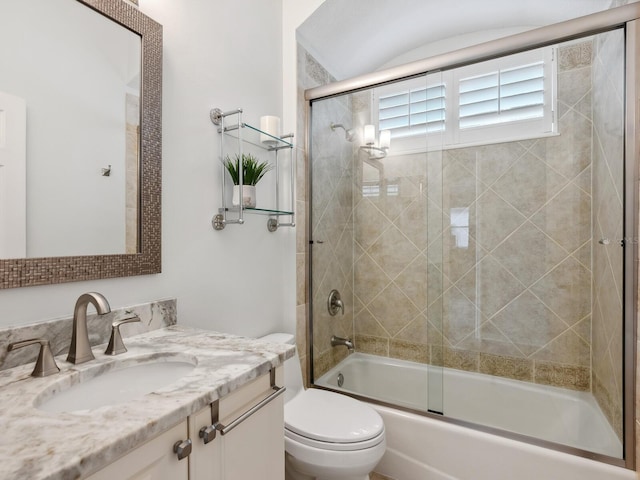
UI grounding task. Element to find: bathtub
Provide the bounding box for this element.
[315,353,634,480]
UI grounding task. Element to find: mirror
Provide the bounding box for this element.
[0,0,162,288]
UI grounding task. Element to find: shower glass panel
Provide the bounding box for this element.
[436,30,625,459]
[309,75,445,414]
[309,27,626,462]
[309,92,356,380]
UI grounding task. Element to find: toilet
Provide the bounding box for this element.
[260,333,386,480]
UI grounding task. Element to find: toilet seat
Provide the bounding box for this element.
[285,425,385,451]
[285,389,384,451]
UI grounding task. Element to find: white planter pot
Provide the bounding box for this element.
[232,185,257,208]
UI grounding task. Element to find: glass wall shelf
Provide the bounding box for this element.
[210,107,295,232]
[218,206,295,216]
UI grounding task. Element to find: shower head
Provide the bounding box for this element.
[330,122,355,142]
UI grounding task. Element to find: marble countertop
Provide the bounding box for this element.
[0,326,294,480]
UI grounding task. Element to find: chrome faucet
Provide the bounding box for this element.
[66,292,111,364]
[331,335,354,354]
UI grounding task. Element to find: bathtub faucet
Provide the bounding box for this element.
[331,335,354,354]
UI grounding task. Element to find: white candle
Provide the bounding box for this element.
[260,115,280,145]
[363,124,375,145]
[379,130,391,149]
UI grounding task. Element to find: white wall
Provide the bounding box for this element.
[282,0,325,139]
[0,0,301,339]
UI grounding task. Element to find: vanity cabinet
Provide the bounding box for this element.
[86,367,284,480]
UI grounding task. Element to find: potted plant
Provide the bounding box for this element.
[223,153,272,208]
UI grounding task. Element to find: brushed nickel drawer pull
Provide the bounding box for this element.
[215,385,286,436]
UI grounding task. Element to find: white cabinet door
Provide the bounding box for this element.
[218,368,285,480]
[189,404,222,480]
[85,421,189,480]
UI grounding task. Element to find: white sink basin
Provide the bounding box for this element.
[36,358,196,413]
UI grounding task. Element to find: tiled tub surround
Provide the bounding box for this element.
[304,42,596,383]
[307,36,627,449]
[0,326,293,480]
[351,42,606,394]
[0,298,177,371]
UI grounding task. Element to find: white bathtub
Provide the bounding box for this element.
[315,353,633,480]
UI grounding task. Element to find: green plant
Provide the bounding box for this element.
[223,153,272,186]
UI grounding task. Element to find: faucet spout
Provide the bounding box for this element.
[66,292,111,364]
[331,335,354,354]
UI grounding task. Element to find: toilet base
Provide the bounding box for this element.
[285,467,369,480]
[285,452,374,480]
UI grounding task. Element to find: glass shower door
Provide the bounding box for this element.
[435,30,626,459]
[308,75,445,415]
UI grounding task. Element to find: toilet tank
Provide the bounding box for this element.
[259,333,304,401]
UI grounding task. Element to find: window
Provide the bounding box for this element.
[458,62,545,129]
[378,84,446,138]
[373,46,557,154]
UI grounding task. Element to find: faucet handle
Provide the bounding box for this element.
[8,338,60,377]
[105,315,141,355]
[327,289,345,316]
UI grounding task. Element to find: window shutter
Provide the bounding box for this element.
[379,84,446,138]
[372,46,555,153]
[459,61,545,129]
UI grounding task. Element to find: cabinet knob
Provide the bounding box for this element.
[199,425,217,444]
[173,439,192,460]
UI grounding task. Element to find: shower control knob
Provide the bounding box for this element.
[328,289,344,316]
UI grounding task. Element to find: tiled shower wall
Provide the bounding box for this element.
[353,41,598,392]
[297,46,356,380]
[309,90,356,376]
[592,29,625,440]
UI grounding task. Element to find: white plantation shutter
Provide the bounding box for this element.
[458,61,545,129]
[379,84,446,138]
[373,46,556,153]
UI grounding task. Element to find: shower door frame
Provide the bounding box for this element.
[305,3,640,470]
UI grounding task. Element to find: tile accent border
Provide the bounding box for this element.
[355,333,590,391]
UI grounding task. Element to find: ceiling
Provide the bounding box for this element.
[297,0,617,80]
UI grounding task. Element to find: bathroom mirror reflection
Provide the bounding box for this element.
[0,0,162,289]
[0,0,141,259]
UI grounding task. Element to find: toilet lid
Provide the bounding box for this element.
[285,389,384,444]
